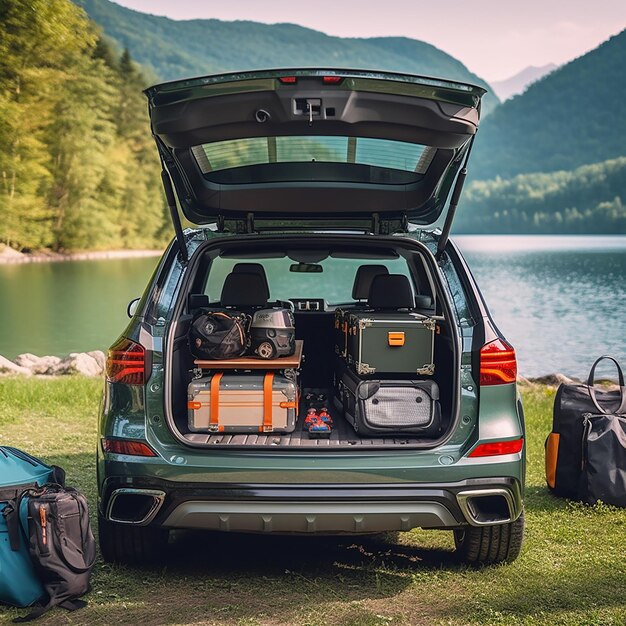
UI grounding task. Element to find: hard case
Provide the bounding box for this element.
[339,368,443,436]
[346,311,436,375]
[188,373,297,433]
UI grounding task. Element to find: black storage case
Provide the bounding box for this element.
[339,367,443,437]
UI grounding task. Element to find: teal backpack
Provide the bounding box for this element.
[0,447,55,608]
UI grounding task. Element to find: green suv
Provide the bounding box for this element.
[97,69,525,566]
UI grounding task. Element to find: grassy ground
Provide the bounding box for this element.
[0,377,624,626]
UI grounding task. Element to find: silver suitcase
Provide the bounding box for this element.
[188,372,297,433]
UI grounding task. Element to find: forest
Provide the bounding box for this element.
[457,158,626,234]
[0,0,169,252]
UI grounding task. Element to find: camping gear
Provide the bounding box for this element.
[340,369,443,436]
[0,447,53,608]
[546,355,626,501]
[346,311,436,376]
[6,485,96,622]
[249,307,295,359]
[188,310,248,360]
[188,372,297,433]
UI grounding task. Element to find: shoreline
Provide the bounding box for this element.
[0,248,162,265]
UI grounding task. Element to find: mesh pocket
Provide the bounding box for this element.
[362,385,433,428]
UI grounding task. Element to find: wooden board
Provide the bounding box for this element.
[194,339,303,370]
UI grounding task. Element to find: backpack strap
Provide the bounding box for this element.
[4,487,37,552]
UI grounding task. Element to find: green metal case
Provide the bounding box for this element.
[347,312,436,375]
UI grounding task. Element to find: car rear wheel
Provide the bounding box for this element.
[453,511,524,565]
[98,512,169,564]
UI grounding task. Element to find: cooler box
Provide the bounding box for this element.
[346,311,436,375]
[339,369,443,437]
[188,373,297,433]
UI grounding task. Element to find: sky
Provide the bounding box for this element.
[112,0,626,81]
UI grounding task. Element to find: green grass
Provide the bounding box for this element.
[0,377,624,626]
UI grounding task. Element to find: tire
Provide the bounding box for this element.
[98,512,169,565]
[453,511,524,565]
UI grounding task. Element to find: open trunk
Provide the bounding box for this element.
[164,234,460,450]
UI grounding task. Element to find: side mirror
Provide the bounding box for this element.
[127,297,141,318]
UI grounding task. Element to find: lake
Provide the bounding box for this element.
[0,236,624,378]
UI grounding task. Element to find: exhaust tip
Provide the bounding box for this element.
[457,488,516,526]
[106,489,165,525]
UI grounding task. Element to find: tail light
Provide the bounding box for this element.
[480,338,517,385]
[322,76,343,84]
[468,438,524,458]
[106,337,148,385]
[102,438,157,457]
[278,76,297,84]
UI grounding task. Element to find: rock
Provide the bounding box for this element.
[52,352,103,377]
[86,350,106,371]
[516,375,535,387]
[0,354,32,376]
[14,353,61,375]
[528,373,581,387]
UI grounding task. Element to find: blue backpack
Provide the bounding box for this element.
[0,447,57,608]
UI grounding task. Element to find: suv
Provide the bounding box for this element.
[97,69,525,566]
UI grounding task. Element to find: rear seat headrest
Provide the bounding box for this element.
[368,274,414,310]
[220,272,268,307]
[232,263,270,301]
[352,265,389,301]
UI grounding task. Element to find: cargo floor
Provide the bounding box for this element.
[182,388,426,448]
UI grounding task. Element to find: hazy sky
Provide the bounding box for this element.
[111,0,626,81]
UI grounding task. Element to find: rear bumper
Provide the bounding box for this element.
[100,477,523,533]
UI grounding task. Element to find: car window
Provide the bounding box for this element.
[204,256,414,304]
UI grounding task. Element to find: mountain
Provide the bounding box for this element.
[471,29,626,180]
[73,0,498,113]
[490,63,557,101]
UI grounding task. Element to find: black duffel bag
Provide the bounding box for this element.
[546,356,626,504]
[188,310,249,360]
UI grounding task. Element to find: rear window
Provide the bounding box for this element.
[204,256,414,305]
[192,136,436,175]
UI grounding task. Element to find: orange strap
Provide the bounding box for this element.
[210,372,223,426]
[262,372,274,432]
[545,432,560,489]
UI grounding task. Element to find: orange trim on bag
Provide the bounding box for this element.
[545,432,560,489]
[188,401,202,410]
[388,331,405,346]
[262,372,274,432]
[210,372,223,426]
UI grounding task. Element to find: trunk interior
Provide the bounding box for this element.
[165,235,458,449]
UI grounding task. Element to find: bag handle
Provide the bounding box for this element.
[586,355,626,415]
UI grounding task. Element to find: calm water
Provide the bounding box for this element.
[0,236,624,377]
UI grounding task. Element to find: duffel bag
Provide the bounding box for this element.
[545,356,626,499]
[0,447,59,608]
[188,310,249,360]
[580,411,626,508]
